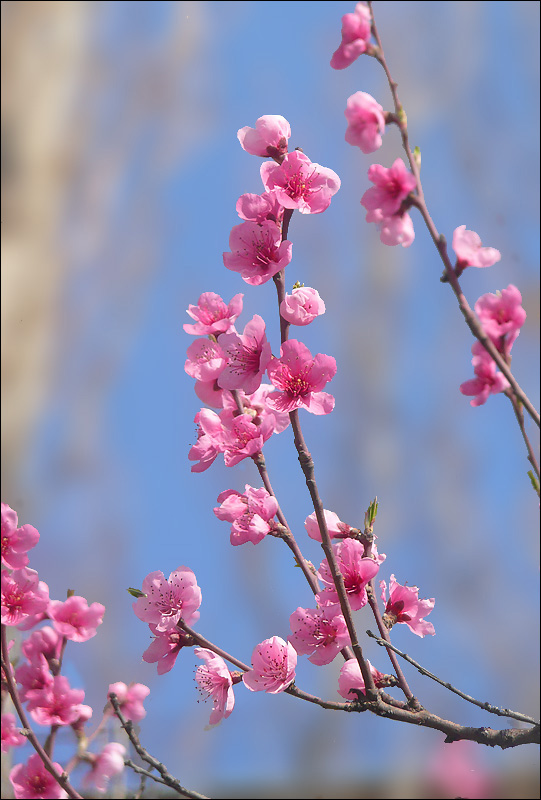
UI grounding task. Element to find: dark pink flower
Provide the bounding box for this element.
[261,151,340,215]
[1,713,26,752]
[221,414,271,467]
[331,2,372,70]
[83,742,126,794]
[460,341,510,407]
[1,503,40,570]
[267,339,336,415]
[243,636,297,694]
[108,682,150,722]
[237,115,291,158]
[26,674,85,726]
[337,658,386,700]
[452,225,501,271]
[304,509,351,542]
[184,292,243,336]
[185,338,227,383]
[1,567,49,627]
[48,595,105,642]
[15,653,54,703]
[344,91,385,153]
[361,158,416,217]
[218,314,272,394]
[280,286,326,326]
[475,284,526,356]
[288,605,351,665]
[143,623,192,675]
[317,539,380,610]
[194,647,235,724]
[133,567,202,631]
[21,625,62,666]
[236,191,283,224]
[10,753,67,799]
[380,574,435,637]
[221,383,291,434]
[223,220,292,286]
[214,484,278,546]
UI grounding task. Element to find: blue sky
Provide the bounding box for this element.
[5,1,540,795]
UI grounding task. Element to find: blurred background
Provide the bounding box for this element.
[1,1,539,797]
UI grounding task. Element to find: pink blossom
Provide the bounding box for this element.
[337,658,386,700]
[108,682,150,722]
[261,151,341,215]
[71,704,93,731]
[214,485,278,546]
[304,509,351,542]
[428,740,494,800]
[10,753,67,799]
[237,115,291,158]
[218,314,272,394]
[194,378,225,408]
[317,539,380,610]
[184,292,243,336]
[1,503,40,570]
[280,286,326,326]
[133,567,202,632]
[242,636,297,694]
[143,623,192,675]
[288,605,351,665]
[83,742,126,794]
[188,408,226,472]
[185,338,227,383]
[223,220,292,286]
[475,284,526,356]
[267,340,336,415]
[331,2,372,70]
[380,574,435,637]
[236,191,283,224]
[220,412,273,467]
[361,158,417,217]
[21,625,62,666]
[48,595,105,642]
[366,207,415,247]
[221,383,291,434]
[460,341,510,407]
[344,91,386,153]
[15,654,53,703]
[26,674,85,726]
[1,713,27,752]
[1,567,49,627]
[194,647,235,724]
[452,225,501,271]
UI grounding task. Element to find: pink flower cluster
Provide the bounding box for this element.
[361,158,416,247]
[330,2,372,70]
[460,285,525,407]
[214,484,279,546]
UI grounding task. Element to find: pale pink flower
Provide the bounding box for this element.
[48,595,105,642]
[184,292,243,336]
[143,623,192,675]
[188,408,226,472]
[194,647,235,724]
[221,383,291,434]
[214,485,278,546]
[361,158,416,217]
[108,682,150,722]
[288,605,351,665]
[1,503,40,570]
[337,658,386,700]
[460,341,510,407]
[21,625,62,666]
[10,753,67,799]
[317,539,380,610]
[194,378,225,408]
[475,284,526,356]
[380,574,435,637]
[223,220,292,286]
[83,742,126,794]
[452,225,501,272]
[1,713,26,752]
[266,339,336,415]
[26,674,85,726]
[133,567,202,632]
[218,314,272,394]
[261,151,341,215]
[243,636,297,694]
[304,509,351,543]
[1,567,49,627]
[185,339,227,383]
[366,207,415,247]
[220,412,274,467]
[331,2,372,70]
[15,653,54,703]
[236,191,283,224]
[280,286,326,326]
[344,91,386,153]
[237,115,291,158]
[71,704,93,731]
